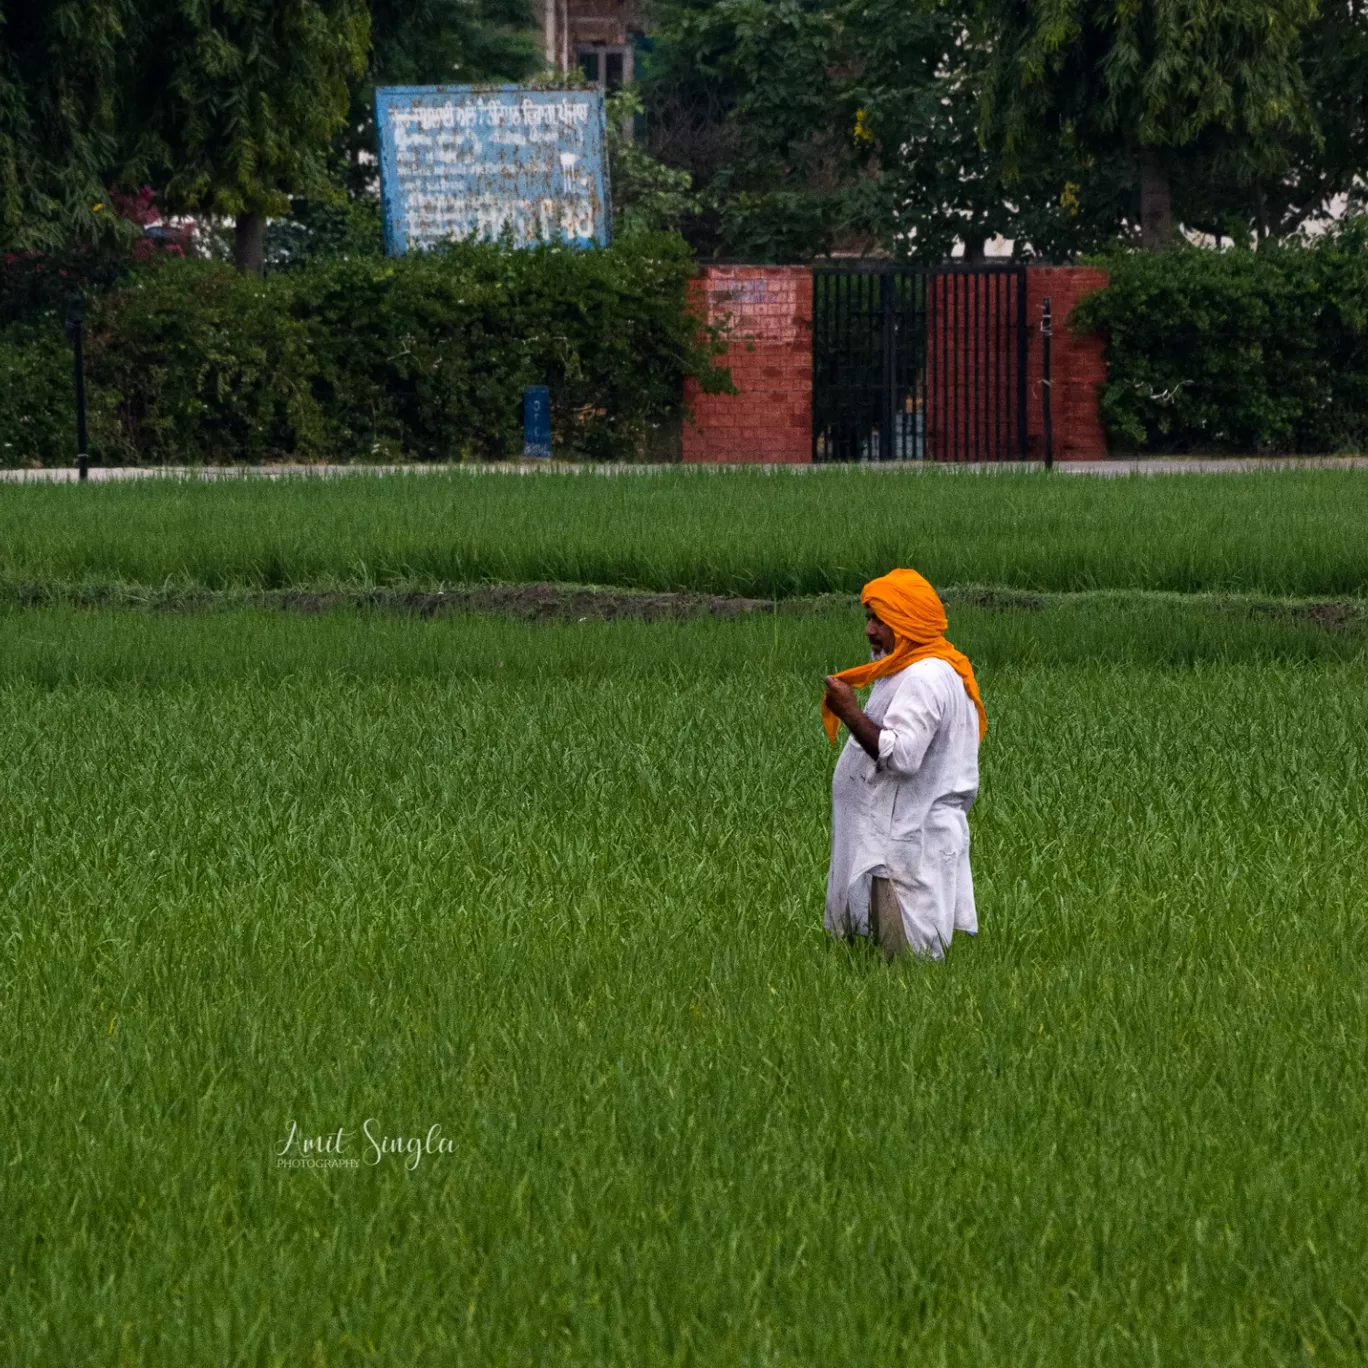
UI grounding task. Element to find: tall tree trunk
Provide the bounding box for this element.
[234,210,266,276]
[1139,149,1173,249]
[1254,184,1270,242]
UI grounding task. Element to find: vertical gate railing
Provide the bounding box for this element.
[812,263,1029,462]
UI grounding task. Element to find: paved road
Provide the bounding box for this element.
[3,456,1368,482]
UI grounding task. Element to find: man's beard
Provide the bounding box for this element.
[869,645,887,661]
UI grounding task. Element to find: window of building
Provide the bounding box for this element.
[576,45,631,91]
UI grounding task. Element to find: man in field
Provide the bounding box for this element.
[821,568,987,960]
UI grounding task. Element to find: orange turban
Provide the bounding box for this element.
[821,568,987,744]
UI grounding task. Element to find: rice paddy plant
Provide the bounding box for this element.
[0,590,1361,696]
[2,465,1368,597]
[2,607,1366,1365]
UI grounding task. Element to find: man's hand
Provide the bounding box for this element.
[823,676,861,726]
[824,675,882,759]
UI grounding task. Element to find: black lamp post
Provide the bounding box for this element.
[64,296,89,481]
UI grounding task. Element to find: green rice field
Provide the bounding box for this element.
[2,464,1367,596]
[2,469,1367,1365]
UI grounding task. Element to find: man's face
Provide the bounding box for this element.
[865,609,896,660]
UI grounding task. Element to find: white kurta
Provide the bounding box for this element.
[825,657,981,958]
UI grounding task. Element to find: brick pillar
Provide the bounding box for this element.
[682,266,813,464]
[1026,266,1109,461]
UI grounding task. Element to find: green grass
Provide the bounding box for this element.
[0,591,1364,690]
[3,464,1368,596]
[3,604,1368,1364]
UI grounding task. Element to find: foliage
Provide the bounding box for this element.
[0,329,80,467]
[0,187,190,336]
[642,0,1368,260]
[89,262,330,465]
[0,235,727,466]
[263,196,385,270]
[1,0,538,262]
[641,0,858,261]
[978,0,1322,244]
[1075,223,1368,452]
[0,1,141,253]
[1270,0,1368,234]
[845,0,1124,261]
[289,234,722,461]
[130,0,370,226]
[640,0,1146,261]
[4,0,1364,267]
[605,88,701,238]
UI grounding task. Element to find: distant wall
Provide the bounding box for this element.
[681,263,1109,464]
[682,266,813,464]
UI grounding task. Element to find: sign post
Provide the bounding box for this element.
[374,85,610,255]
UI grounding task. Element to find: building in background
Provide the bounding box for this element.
[541,0,648,89]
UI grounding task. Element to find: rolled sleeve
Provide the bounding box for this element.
[877,728,899,767]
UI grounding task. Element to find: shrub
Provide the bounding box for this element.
[0,233,728,465]
[1075,225,1368,453]
[90,264,328,465]
[0,330,82,467]
[294,233,718,461]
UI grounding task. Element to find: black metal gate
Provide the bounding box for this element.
[812,264,1029,462]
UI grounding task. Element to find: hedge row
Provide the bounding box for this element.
[0,233,729,466]
[12,227,1368,463]
[1075,225,1368,454]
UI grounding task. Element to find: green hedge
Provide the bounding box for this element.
[0,234,728,466]
[1075,225,1368,454]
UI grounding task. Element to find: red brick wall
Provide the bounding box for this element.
[679,263,1109,464]
[682,266,813,464]
[1026,266,1109,461]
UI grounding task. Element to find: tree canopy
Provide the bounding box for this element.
[641,0,1368,259]
[130,0,370,274]
[1,0,1364,265]
[0,0,539,264]
[980,0,1320,246]
[0,1,135,253]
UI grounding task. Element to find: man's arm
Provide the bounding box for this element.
[826,669,946,772]
[823,677,882,759]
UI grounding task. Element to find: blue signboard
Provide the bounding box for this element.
[375,85,610,254]
[523,386,552,458]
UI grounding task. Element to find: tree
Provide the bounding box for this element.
[641,0,861,260]
[0,1,137,252]
[641,0,1098,260]
[1256,0,1368,236]
[132,0,370,275]
[644,0,1361,259]
[847,0,1132,260]
[604,89,700,237]
[979,0,1321,247]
